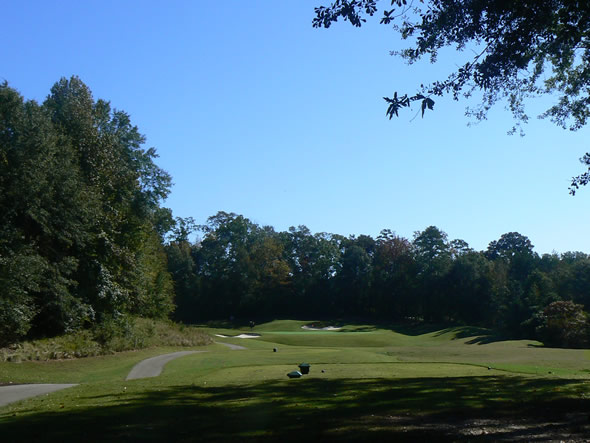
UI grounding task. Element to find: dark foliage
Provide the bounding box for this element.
[313,1,590,191]
[535,300,589,348]
[0,78,174,344]
[168,211,590,347]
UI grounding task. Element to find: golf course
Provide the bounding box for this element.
[1,320,590,441]
[6,1,590,440]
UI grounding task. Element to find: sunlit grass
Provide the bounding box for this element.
[2,319,590,441]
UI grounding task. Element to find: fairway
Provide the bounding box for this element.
[2,321,590,441]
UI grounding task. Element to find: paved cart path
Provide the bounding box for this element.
[126,350,206,380]
[126,342,246,380]
[216,341,247,350]
[1,344,245,406]
[0,384,77,407]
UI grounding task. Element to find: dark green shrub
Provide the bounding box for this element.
[536,301,589,348]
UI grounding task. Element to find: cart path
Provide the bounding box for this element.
[216,341,247,350]
[126,350,206,380]
[127,344,246,380]
[0,383,78,407]
[1,345,245,407]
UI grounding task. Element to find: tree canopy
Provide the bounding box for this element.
[0,77,174,344]
[166,210,590,345]
[4,76,590,349]
[313,1,590,190]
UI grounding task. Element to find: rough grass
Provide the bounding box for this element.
[0,317,212,363]
[2,319,590,441]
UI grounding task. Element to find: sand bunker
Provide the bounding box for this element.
[301,325,342,331]
[214,333,260,338]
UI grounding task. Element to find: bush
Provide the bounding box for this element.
[0,298,35,346]
[0,317,212,362]
[536,301,590,348]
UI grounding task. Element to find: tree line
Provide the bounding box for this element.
[168,212,590,347]
[2,77,589,348]
[0,77,175,345]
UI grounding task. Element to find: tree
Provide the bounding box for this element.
[0,78,175,342]
[450,239,472,259]
[314,1,590,190]
[0,81,94,338]
[314,1,590,128]
[195,212,257,318]
[555,256,590,310]
[372,229,416,319]
[485,233,536,331]
[283,226,342,316]
[535,300,589,348]
[337,236,374,315]
[166,239,199,323]
[412,226,452,321]
[444,251,492,325]
[412,226,450,275]
[486,232,538,287]
[486,232,535,261]
[43,77,174,324]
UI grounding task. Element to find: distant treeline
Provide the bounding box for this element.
[2,78,589,349]
[168,212,590,347]
[0,78,175,345]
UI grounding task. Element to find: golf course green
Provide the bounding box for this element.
[1,320,590,441]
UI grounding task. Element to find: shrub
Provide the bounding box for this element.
[0,317,212,362]
[536,301,590,348]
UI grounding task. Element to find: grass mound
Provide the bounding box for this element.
[0,317,212,362]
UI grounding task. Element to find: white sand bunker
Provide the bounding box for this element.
[214,333,261,338]
[301,325,342,331]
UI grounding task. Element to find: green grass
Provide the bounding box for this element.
[0,317,212,363]
[2,319,590,441]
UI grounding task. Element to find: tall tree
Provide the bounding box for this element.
[486,232,535,261]
[192,212,291,319]
[166,239,199,323]
[195,212,256,319]
[486,232,539,335]
[337,236,374,315]
[245,227,291,316]
[412,226,452,321]
[372,229,416,319]
[0,81,93,337]
[536,300,589,348]
[444,251,493,325]
[43,77,174,324]
[283,226,342,316]
[0,78,174,343]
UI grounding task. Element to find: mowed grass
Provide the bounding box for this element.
[2,320,590,441]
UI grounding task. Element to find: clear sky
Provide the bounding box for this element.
[4,1,590,254]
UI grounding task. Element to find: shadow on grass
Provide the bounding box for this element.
[196,318,504,342]
[2,376,589,442]
[334,321,487,339]
[389,323,450,336]
[430,327,508,345]
[369,323,506,345]
[325,319,442,336]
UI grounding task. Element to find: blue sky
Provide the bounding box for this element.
[4,1,590,254]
